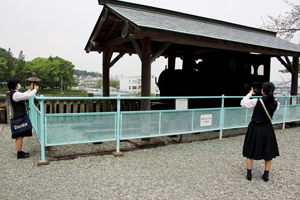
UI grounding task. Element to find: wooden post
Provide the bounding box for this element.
[66,101,71,113]
[59,101,64,113]
[103,50,111,112]
[44,102,47,114]
[291,56,299,96]
[49,101,53,114]
[96,101,101,112]
[80,101,85,113]
[141,37,151,111]
[6,91,11,123]
[87,93,94,112]
[73,101,78,113]
[141,37,151,142]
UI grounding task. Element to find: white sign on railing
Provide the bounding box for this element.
[200,114,212,126]
[176,99,188,110]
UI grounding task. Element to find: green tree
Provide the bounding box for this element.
[0,47,8,58]
[3,48,17,80]
[14,50,26,85]
[110,80,119,89]
[74,69,101,77]
[96,79,102,88]
[0,58,8,82]
[22,56,77,89]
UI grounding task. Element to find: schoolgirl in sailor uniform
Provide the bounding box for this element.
[8,77,38,159]
[240,82,280,182]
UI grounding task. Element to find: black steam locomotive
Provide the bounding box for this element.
[155,48,270,109]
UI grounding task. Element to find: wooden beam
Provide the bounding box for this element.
[102,49,111,112]
[109,52,125,68]
[105,47,114,67]
[131,38,142,61]
[151,41,172,63]
[284,56,292,68]
[105,36,131,48]
[104,21,118,41]
[291,56,299,96]
[276,56,295,74]
[91,17,105,41]
[128,28,300,57]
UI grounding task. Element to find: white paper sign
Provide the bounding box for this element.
[200,114,212,126]
[176,99,188,110]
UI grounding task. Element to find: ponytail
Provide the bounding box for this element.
[262,82,275,109]
[266,90,275,109]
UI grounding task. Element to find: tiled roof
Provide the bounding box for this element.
[107,3,300,53]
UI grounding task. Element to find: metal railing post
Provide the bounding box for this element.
[29,97,34,132]
[283,94,288,130]
[219,94,225,139]
[40,95,45,161]
[116,94,121,153]
[37,95,49,165]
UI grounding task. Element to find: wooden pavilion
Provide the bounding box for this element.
[85,0,300,111]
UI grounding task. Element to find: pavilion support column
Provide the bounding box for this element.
[140,37,151,142]
[103,50,110,112]
[291,56,299,96]
[141,37,151,110]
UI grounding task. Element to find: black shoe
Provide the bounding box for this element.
[17,151,30,159]
[246,175,252,181]
[261,175,269,182]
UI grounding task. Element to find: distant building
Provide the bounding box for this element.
[74,75,101,88]
[84,75,101,88]
[120,75,159,95]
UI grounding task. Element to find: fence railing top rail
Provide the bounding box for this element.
[33,95,300,101]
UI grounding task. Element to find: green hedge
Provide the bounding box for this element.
[0,88,86,96]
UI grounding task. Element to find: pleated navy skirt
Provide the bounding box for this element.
[243,121,279,160]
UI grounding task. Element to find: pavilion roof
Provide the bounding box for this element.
[85,0,300,56]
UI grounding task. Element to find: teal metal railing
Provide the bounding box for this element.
[29,95,300,162]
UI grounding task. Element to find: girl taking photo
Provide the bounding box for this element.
[8,77,38,159]
[241,82,280,182]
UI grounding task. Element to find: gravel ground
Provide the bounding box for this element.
[0,124,299,199]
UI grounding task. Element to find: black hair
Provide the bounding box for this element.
[8,77,21,90]
[262,82,275,109]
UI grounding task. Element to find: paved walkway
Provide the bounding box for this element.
[0,124,299,199]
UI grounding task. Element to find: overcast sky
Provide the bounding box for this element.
[0,0,299,82]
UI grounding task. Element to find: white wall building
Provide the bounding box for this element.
[120,75,159,95]
[84,75,101,88]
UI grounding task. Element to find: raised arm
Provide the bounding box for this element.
[12,89,37,102]
[240,93,258,109]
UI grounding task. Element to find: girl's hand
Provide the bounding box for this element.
[250,87,255,95]
[29,83,34,91]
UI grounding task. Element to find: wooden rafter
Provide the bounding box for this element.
[151,41,172,63]
[284,56,292,68]
[104,21,118,41]
[131,38,142,61]
[91,17,105,41]
[104,47,114,67]
[109,52,125,68]
[128,28,300,57]
[105,37,131,48]
[276,56,295,74]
